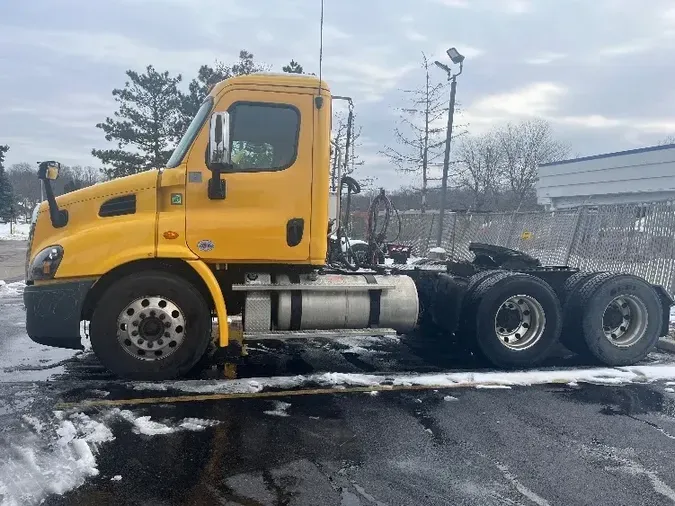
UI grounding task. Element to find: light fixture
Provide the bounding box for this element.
[446,47,465,65]
[434,60,451,73]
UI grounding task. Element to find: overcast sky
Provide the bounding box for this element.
[1,0,674,189]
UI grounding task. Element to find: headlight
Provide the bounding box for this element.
[25,204,42,282]
[28,245,64,281]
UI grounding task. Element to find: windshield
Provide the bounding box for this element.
[166,97,213,168]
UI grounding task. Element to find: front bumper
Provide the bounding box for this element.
[24,280,94,350]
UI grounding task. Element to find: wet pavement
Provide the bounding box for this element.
[3,282,675,504]
[0,240,26,282]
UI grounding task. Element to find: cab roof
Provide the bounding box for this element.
[210,72,330,96]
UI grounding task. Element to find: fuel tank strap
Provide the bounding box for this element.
[289,274,302,331]
[364,274,381,327]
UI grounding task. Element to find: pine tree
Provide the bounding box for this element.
[0,145,15,222]
[92,65,184,179]
[180,50,270,129]
[282,60,304,74]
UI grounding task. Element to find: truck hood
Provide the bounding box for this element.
[44,169,159,212]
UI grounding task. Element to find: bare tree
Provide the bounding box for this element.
[657,135,675,146]
[497,119,570,208]
[454,132,503,211]
[330,112,364,192]
[381,53,449,212]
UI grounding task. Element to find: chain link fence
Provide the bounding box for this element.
[348,201,675,294]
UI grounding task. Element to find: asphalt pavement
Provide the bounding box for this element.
[2,242,675,505]
[0,240,26,282]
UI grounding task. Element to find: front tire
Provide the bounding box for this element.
[90,271,212,380]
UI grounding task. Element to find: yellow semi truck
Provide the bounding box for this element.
[24,73,672,380]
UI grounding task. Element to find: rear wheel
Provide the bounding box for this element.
[575,273,662,366]
[470,272,562,368]
[560,271,604,354]
[90,271,212,380]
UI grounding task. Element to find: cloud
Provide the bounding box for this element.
[1,93,114,132]
[560,115,675,134]
[323,25,351,41]
[432,0,531,14]
[524,52,566,65]
[472,82,566,117]
[256,31,274,43]
[433,0,469,7]
[0,26,224,74]
[325,58,417,103]
[405,30,427,42]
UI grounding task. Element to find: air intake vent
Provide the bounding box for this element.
[99,195,136,217]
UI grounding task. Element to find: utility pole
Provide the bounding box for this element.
[434,47,465,247]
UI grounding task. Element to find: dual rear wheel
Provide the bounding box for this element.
[463,270,663,368]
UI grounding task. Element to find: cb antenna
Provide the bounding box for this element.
[316,0,324,102]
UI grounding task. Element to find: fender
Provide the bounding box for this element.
[186,260,229,347]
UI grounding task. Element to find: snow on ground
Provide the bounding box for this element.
[0,411,114,506]
[263,401,291,417]
[0,222,30,241]
[0,280,26,298]
[0,407,222,504]
[110,409,220,436]
[131,364,675,396]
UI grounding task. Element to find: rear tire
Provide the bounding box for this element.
[90,271,212,380]
[576,273,662,366]
[470,272,562,368]
[560,271,604,354]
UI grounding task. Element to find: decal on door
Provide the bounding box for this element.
[197,240,215,252]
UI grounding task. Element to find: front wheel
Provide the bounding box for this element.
[90,271,213,380]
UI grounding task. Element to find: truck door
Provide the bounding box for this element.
[184,89,314,262]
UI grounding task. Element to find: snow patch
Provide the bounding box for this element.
[111,475,122,481]
[475,384,512,390]
[22,415,45,433]
[112,409,220,436]
[0,280,26,298]
[132,364,675,396]
[665,388,675,393]
[443,395,458,401]
[0,222,30,241]
[263,401,291,417]
[179,418,220,431]
[0,412,114,506]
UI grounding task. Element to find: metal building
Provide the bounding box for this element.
[537,143,675,210]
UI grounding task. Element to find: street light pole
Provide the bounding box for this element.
[434,48,464,248]
[437,73,458,247]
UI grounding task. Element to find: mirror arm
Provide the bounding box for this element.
[37,161,68,228]
[42,180,68,228]
[207,162,231,200]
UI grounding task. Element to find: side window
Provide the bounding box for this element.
[228,102,300,172]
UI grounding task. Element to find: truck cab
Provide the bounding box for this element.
[23,73,420,379]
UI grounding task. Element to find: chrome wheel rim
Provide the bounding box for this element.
[117,296,186,361]
[494,294,546,350]
[602,295,648,348]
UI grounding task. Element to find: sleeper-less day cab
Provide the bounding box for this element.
[24,73,673,380]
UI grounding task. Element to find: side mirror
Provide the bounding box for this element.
[38,161,61,181]
[208,112,231,166]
